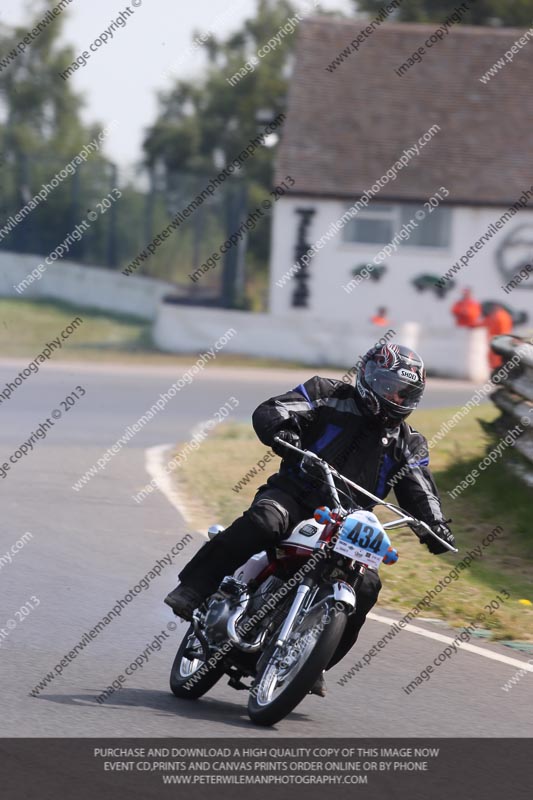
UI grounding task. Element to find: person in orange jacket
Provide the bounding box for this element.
[451,289,482,328]
[371,306,390,326]
[483,304,514,370]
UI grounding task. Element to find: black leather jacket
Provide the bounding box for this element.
[252,375,445,525]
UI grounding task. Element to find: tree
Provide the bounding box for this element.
[145,0,297,181]
[355,0,533,26]
[143,0,305,297]
[0,1,106,254]
[0,1,90,168]
[0,0,146,267]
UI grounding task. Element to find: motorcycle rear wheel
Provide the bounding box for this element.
[170,625,225,700]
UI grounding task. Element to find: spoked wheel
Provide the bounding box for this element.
[170,625,225,699]
[247,599,348,726]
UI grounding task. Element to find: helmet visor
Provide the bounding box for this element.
[364,362,424,411]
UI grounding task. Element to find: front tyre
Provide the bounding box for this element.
[170,626,225,699]
[248,600,347,726]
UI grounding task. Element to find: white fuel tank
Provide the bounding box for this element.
[280,518,325,550]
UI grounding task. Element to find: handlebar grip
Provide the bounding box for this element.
[411,521,457,553]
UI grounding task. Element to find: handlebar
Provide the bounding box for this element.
[273,436,458,553]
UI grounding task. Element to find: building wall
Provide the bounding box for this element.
[268,197,533,328]
[0,251,175,320]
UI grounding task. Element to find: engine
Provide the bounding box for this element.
[237,575,289,639]
[203,577,248,644]
[246,575,284,620]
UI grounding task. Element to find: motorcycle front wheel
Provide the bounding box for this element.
[247,599,347,726]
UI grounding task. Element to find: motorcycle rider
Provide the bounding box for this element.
[165,343,455,695]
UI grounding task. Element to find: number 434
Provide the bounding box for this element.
[345,521,383,553]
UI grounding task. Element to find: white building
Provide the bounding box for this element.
[156,18,533,379]
[267,18,533,368]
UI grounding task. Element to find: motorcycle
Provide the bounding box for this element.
[169,436,457,726]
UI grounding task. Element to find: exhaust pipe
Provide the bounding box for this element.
[226,594,268,652]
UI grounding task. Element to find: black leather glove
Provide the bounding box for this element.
[420,522,455,555]
[300,453,326,483]
[272,430,302,460]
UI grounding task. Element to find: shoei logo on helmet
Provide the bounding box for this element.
[398,368,418,382]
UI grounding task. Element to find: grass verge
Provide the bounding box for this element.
[173,404,533,641]
[0,298,151,360]
[0,298,311,368]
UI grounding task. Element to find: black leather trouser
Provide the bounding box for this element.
[178,487,381,670]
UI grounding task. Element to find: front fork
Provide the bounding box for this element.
[275,583,313,648]
[274,563,365,650]
[352,563,367,594]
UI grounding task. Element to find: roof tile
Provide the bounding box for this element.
[275,18,533,206]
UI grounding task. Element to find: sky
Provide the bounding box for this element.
[1,0,351,170]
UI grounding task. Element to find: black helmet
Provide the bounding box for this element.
[355,343,426,427]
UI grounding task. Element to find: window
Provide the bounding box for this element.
[344,205,395,245]
[343,202,451,248]
[399,203,451,248]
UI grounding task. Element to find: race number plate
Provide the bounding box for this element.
[334,511,392,569]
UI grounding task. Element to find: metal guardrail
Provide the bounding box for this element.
[490,334,533,486]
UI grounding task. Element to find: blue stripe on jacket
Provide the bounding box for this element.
[293,383,314,407]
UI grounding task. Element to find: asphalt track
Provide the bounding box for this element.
[1,359,531,737]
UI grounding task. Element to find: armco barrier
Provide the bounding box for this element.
[490,334,533,485]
